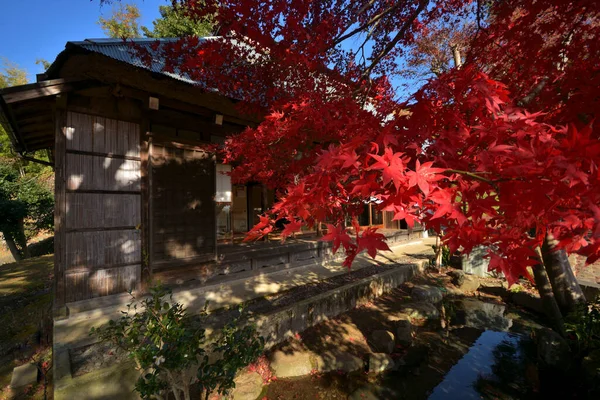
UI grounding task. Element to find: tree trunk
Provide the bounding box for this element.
[434,235,443,268]
[541,233,586,314]
[3,233,22,262]
[452,46,462,68]
[532,251,566,336]
[14,219,30,259]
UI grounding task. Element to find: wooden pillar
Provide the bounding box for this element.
[140,123,151,287]
[53,108,67,314]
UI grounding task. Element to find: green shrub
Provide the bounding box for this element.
[91,285,264,400]
[565,295,600,355]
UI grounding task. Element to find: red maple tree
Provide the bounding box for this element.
[122,0,599,325]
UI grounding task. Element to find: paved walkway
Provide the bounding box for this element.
[572,254,600,286]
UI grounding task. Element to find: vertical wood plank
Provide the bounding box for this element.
[65,112,93,152]
[54,109,67,310]
[105,118,119,154]
[92,115,106,154]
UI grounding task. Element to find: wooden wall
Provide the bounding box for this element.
[56,111,142,304]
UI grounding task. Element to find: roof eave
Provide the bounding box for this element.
[0,91,26,154]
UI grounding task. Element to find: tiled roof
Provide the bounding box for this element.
[68,37,217,85]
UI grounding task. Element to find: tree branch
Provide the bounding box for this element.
[446,169,499,190]
[361,0,430,80]
[333,1,403,46]
[517,76,549,107]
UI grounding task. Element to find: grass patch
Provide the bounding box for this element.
[0,255,54,399]
[0,255,53,351]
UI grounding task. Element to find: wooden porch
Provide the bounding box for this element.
[153,228,425,290]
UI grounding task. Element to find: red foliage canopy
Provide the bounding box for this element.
[148,0,599,285]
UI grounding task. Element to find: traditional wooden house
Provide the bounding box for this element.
[0,38,418,312]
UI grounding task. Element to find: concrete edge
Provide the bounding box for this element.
[252,259,429,348]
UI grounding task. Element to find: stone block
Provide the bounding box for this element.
[270,350,315,377]
[411,285,443,303]
[368,353,394,373]
[461,274,481,292]
[462,245,496,278]
[510,291,543,314]
[370,330,395,354]
[394,316,413,346]
[231,371,264,400]
[401,302,440,324]
[447,269,465,286]
[316,351,364,373]
[10,363,38,388]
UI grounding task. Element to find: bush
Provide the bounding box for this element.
[91,285,264,400]
[565,295,600,355]
[0,163,53,259]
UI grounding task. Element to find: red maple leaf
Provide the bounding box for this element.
[406,160,446,196]
[369,147,406,191]
[281,219,303,240]
[357,227,391,258]
[321,224,353,254]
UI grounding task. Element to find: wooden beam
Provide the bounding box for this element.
[25,137,54,147]
[0,78,79,95]
[146,108,245,136]
[1,79,95,105]
[21,130,53,140]
[147,133,210,152]
[18,114,52,127]
[20,123,53,134]
[3,83,75,104]
[12,100,55,117]
[28,142,55,151]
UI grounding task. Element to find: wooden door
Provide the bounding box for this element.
[61,111,142,302]
[150,142,216,268]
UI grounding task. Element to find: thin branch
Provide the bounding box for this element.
[517,76,549,107]
[446,169,499,190]
[334,2,403,46]
[361,0,430,80]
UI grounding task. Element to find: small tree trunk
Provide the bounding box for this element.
[3,233,22,262]
[15,219,30,259]
[435,235,443,268]
[532,251,566,336]
[452,46,462,68]
[541,232,586,314]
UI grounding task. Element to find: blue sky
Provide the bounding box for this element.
[0,1,422,98]
[0,0,165,82]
